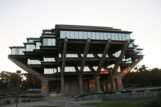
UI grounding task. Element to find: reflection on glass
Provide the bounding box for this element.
[11,48,25,55]
[26,44,35,51]
[43,38,56,46]
[60,31,130,40]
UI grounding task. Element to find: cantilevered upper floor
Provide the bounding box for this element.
[8,24,143,77]
[9,24,140,55]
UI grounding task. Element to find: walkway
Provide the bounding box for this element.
[3,96,95,107]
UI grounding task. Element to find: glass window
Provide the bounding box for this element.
[44,31,52,34]
[112,33,115,40]
[125,58,132,64]
[26,44,35,51]
[124,34,127,40]
[36,42,41,49]
[61,31,65,38]
[113,33,116,40]
[11,48,25,55]
[77,32,80,39]
[93,32,97,39]
[120,33,124,40]
[60,31,64,38]
[82,32,86,39]
[27,59,41,64]
[84,66,90,72]
[115,34,118,40]
[113,50,121,58]
[97,54,103,57]
[100,33,103,40]
[43,38,56,46]
[87,54,94,58]
[104,33,107,39]
[107,33,110,40]
[43,57,55,62]
[109,33,112,40]
[75,32,78,39]
[59,53,62,58]
[28,39,34,43]
[106,54,109,57]
[104,33,106,40]
[91,32,94,39]
[60,31,131,41]
[65,67,76,72]
[95,32,99,40]
[44,68,56,74]
[125,34,128,40]
[118,33,121,40]
[66,54,78,58]
[11,48,17,55]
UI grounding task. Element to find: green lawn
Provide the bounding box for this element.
[85,98,152,107]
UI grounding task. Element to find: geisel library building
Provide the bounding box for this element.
[9,24,143,96]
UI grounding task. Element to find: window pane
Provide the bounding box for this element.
[27,59,41,64]
[26,44,35,51]
[44,68,56,74]
[43,38,56,46]
[11,48,25,55]
[43,57,55,62]
[60,31,131,41]
[36,42,41,49]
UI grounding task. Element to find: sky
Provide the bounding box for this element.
[0,0,161,72]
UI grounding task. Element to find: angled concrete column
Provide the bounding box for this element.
[78,74,83,94]
[95,75,101,93]
[116,74,123,90]
[117,55,144,91]
[111,41,128,93]
[79,39,91,95]
[60,38,68,95]
[113,41,128,72]
[96,40,111,93]
[41,80,49,96]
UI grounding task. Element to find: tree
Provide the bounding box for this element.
[22,73,41,90]
[123,66,161,88]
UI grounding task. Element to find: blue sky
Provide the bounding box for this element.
[0,0,161,72]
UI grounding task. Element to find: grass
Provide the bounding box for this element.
[33,105,57,107]
[85,98,153,107]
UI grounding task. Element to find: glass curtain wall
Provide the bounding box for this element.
[60,31,130,40]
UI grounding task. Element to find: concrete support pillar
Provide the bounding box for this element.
[112,78,117,93]
[116,75,123,90]
[60,70,65,95]
[108,77,116,93]
[41,80,49,95]
[79,39,91,95]
[108,73,123,93]
[60,38,68,95]
[96,75,101,93]
[79,74,83,95]
[110,42,128,93]
[96,40,111,93]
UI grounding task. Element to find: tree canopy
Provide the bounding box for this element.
[123,65,161,88]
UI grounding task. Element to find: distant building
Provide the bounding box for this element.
[9,24,143,96]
